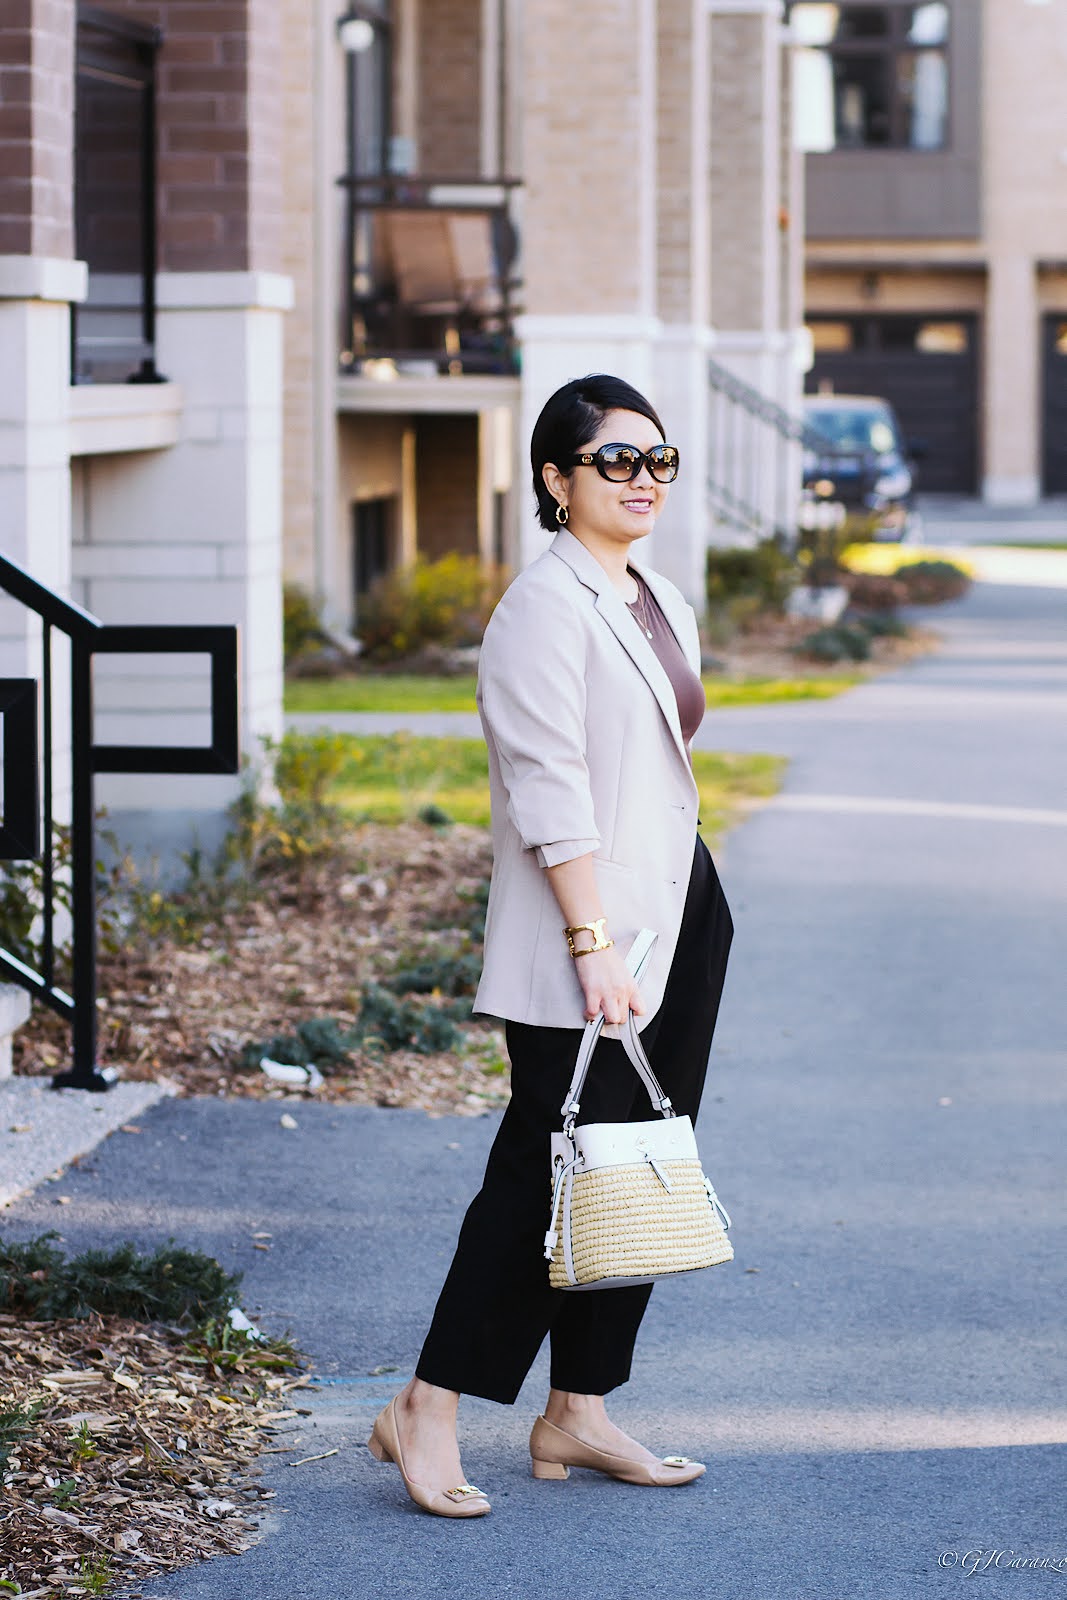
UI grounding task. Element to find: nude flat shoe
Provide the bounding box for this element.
[529,1414,706,1487]
[367,1398,490,1518]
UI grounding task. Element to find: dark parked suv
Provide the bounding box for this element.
[801,394,923,543]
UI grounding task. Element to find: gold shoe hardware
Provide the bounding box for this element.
[446,1483,483,1499]
[662,1456,692,1467]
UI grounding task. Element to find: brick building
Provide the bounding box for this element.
[0,0,804,870]
[1,0,289,867]
[793,0,1067,503]
[284,0,806,621]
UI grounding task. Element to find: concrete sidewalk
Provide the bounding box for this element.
[3,576,1066,1599]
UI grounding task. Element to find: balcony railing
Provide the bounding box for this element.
[338,173,522,377]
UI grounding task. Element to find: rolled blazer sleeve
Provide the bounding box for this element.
[477,588,600,869]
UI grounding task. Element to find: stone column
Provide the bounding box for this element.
[709,0,784,388]
[0,1,79,1042]
[516,0,659,569]
[982,255,1040,505]
[649,0,713,605]
[0,0,79,805]
[75,271,292,862]
[707,0,803,538]
[65,0,291,864]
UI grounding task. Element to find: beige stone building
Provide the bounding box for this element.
[793,0,1067,502]
[282,0,807,619]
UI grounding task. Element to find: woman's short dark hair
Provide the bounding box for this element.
[530,374,666,532]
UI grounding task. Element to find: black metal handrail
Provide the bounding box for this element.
[708,356,833,542]
[0,552,238,1091]
[338,172,523,376]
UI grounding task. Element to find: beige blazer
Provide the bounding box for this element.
[473,528,702,1031]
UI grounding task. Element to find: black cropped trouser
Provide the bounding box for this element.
[415,835,734,1405]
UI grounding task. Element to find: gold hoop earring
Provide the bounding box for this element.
[555,503,569,526]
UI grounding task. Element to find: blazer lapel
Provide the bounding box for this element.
[549,530,692,768]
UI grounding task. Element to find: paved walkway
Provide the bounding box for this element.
[4,566,1066,1599]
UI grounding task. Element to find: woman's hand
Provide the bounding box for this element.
[574,946,647,1027]
[543,853,646,1025]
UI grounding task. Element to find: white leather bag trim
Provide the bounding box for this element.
[562,1162,576,1285]
[570,1113,700,1171]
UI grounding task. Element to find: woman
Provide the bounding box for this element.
[368,374,734,1518]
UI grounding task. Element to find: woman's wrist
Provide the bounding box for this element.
[563,918,614,958]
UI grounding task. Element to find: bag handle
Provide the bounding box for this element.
[559,928,675,1133]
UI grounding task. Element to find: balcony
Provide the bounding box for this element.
[338,173,522,379]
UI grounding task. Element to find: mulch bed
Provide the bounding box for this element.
[0,1312,309,1597]
[12,620,935,1115]
[703,612,938,678]
[14,824,508,1118]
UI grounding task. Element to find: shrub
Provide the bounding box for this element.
[706,540,798,616]
[797,622,873,663]
[356,986,469,1054]
[893,559,971,605]
[858,610,909,639]
[0,1233,242,1325]
[268,730,349,812]
[383,950,483,998]
[845,571,909,610]
[416,802,454,828]
[283,583,327,668]
[240,1016,358,1074]
[356,554,508,664]
[0,824,74,973]
[225,731,351,882]
[427,878,490,942]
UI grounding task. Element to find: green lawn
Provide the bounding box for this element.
[286,674,481,714]
[287,672,859,716]
[993,540,1067,551]
[328,733,785,846]
[704,676,861,707]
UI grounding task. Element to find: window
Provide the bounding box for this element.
[914,320,968,354]
[72,4,162,384]
[340,2,394,179]
[791,3,949,151]
[809,320,856,352]
[807,315,972,354]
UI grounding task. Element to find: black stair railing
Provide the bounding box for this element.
[708,356,832,543]
[0,552,239,1091]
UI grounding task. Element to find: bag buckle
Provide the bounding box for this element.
[704,1176,732,1231]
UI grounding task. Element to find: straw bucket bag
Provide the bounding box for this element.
[543,929,734,1291]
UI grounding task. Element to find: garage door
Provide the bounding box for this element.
[1042,316,1067,496]
[805,314,979,494]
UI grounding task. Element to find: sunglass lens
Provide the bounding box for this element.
[598,445,641,481]
[649,446,680,481]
